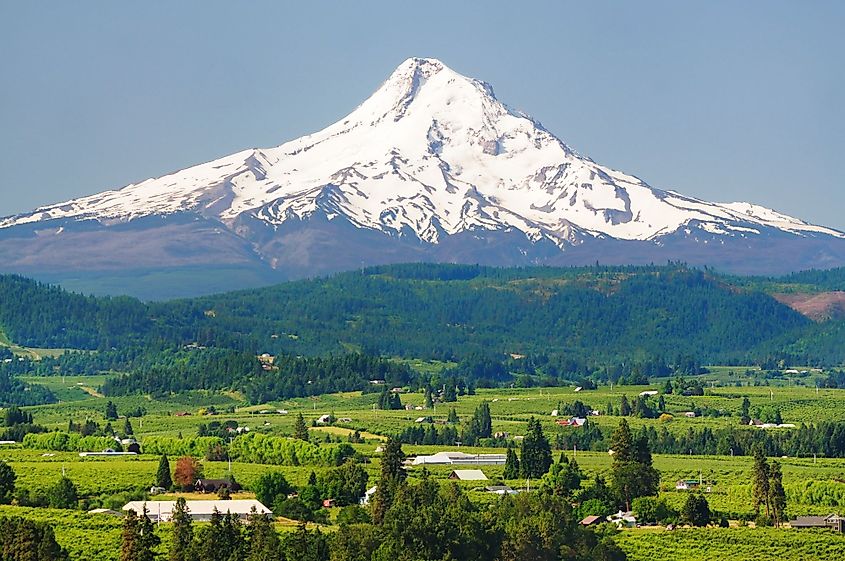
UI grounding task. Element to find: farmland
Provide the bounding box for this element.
[0,372,842,560]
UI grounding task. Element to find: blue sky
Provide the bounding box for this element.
[1,1,843,228]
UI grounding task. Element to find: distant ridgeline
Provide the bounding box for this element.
[0,264,844,404]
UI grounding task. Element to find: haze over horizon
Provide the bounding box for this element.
[1,1,843,230]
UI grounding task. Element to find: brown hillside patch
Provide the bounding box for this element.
[772,291,845,321]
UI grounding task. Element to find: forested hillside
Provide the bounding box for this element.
[2,264,844,366]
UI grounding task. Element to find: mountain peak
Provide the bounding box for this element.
[1,57,844,281]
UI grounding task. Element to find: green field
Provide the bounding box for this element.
[1,374,843,560]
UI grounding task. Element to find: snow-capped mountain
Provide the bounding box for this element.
[2,57,844,298]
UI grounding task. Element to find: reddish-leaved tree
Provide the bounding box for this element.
[173,456,203,490]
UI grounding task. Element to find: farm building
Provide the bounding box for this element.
[580,515,605,526]
[359,486,377,505]
[411,451,507,466]
[122,500,270,522]
[789,514,845,533]
[608,510,637,528]
[485,485,517,495]
[79,450,137,457]
[675,479,701,491]
[556,417,586,427]
[194,479,242,493]
[448,469,488,481]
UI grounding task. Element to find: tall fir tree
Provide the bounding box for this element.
[751,447,771,519]
[424,386,434,409]
[520,417,552,479]
[471,402,493,439]
[619,395,631,416]
[245,508,280,561]
[768,460,786,527]
[124,417,134,437]
[156,454,173,490]
[372,437,406,524]
[503,448,520,480]
[169,497,193,561]
[609,418,659,511]
[293,413,309,442]
[105,400,118,420]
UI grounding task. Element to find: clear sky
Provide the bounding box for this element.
[1,1,843,229]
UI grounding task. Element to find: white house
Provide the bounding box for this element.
[359,486,377,506]
[122,500,271,522]
[639,390,659,397]
[609,510,637,528]
[448,469,488,481]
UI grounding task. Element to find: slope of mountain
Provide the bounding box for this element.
[1,264,839,364]
[3,57,844,298]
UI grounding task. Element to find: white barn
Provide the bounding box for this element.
[122,499,271,522]
[411,451,507,466]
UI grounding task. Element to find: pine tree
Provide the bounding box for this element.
[471,402,492,439]
[443,383,457,403]
[293,413,309,442]
[105,401,118,420]
[372,436,405,523]
[0,461,16,504]
[768,460,786,527]
[609,418,659,511]
[137,506,160,561]
[245,507,280,561]
[221,512,243,560]
[424,386,434,409]
[751,448,771,519]
[48,476,78,509]
[124,417,134,436]
[619,395,631,416]
[121,506,160,561]
[120,509,140,561]
[447,407,459,424]
[169,497,193,561]
[520,417,552,478]
[503,448,520,480]
[682,494,711,527]
[156,455,173,490]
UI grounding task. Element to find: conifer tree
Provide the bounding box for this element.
[503,448,520,480]
[520,417,552,478]
[372,436,405,523]
[193,509,225,561]
[447,407,459,424]
[609,418,659,511]
[768,460,786,527]
[169,497,193,561]
[124,417,134,436]
[120,509,140,561]
[105,401,118,420]
[471,402,492,439]
[121,506,159,561]
[156,454,172,490]
[424,386,434,409]
[751,447,771,519]
[619,395,631,416]
[0,461,16,504]
[245,507,280,561]
[293,413,309,442]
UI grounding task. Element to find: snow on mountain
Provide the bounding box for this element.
[2,57,842,250]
